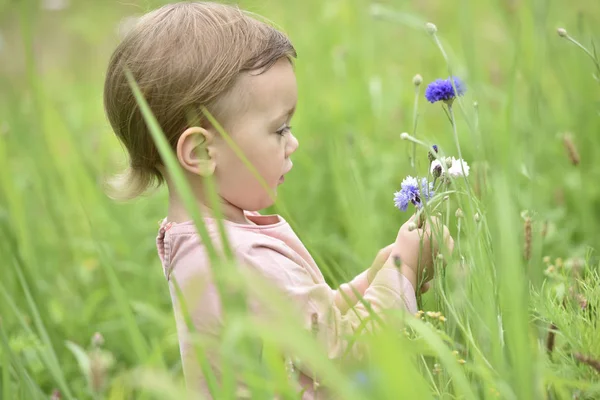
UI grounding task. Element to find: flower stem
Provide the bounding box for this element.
[400,133,437,156]
[445,184,451,230]
[448,105,468,184]
[442,104,453,125]
[432,33,449,64]
[411,84,421,171]
[564,34,600,77]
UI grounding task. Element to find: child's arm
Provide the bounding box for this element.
[239,216,451,361]
[332,244,395,314]
[239,242,420,359]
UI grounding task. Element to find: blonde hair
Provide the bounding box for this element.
[103,2,296,200]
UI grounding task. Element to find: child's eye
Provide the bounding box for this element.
[276,124,292,136]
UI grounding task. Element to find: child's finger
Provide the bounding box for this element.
[367,243,395,282]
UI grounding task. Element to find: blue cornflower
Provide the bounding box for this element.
[350,368,380,394]
[394,176,435,211]
[424,76,466,104]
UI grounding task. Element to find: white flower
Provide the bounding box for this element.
[430,159,443,175]
[448,157,470,177]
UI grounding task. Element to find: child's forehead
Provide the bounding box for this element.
[217,60,297,119]
[229,59,298,116]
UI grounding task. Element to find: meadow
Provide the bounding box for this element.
[1,0,600,399]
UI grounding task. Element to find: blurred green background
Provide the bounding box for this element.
[1,0,600,398]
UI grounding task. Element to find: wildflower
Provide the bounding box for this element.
[393,176,434,211]
[413,74,423,86]
[439,315,447,322]
[452,350,459,356]
[448,157,470,177]
[425,76,466,104]
[557,28,568,37]
[543,256,551,264]
[430,159,444,178]
[425,22,437,34]
[428,144,439,163]
[415,310,425,318]
[431,157,470,178]
[455,208,464,218]
[458,359,466,364]
[400,132,410,140]
[545,265,555,275]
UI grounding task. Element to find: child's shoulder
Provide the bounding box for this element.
[156,211,294,271]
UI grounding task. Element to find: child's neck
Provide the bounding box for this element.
[166,188,253,225]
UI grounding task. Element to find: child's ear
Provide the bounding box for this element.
[176,126,216,177]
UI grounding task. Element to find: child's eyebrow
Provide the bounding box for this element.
[273,106,296,123]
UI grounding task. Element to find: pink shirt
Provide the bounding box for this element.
[156,211,417,399]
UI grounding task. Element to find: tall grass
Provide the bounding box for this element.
[0,0,599,399]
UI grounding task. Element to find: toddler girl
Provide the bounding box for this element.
[103,2,451,398]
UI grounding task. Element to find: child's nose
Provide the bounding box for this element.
[286,132,299,157]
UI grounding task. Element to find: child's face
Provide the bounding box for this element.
[212,57,299,212]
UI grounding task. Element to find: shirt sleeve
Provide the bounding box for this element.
[239,242,418,362]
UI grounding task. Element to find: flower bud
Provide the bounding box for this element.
[400,132,410,140]
[425,22,437,34]
[433,164,442,178]
[393,255,402,267]
[413,74,423,86]
[557,28,567,37]
[474,212,481,222]
[455,208,464,218]
[407,222,417,232]
[427,144,438,163]
[92,332,104,348]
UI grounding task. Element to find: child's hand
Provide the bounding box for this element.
[391,214,454,289]
[366,243,395,283]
